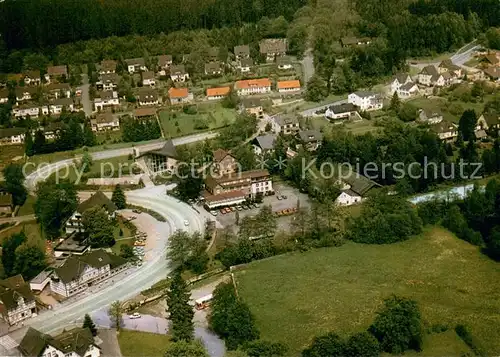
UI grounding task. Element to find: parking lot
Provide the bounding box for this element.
[215,182,310,230]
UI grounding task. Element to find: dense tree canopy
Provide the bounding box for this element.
[2,163,27,207]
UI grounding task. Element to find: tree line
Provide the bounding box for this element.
[121,117,161,143]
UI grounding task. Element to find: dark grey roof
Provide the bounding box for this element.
[52,98,73,106]
[146,139,177,158]
[475,129,487,139]
[157,55,172,67]
[0,128,25,139]
[142,71,154,80]
[125,58,145,66]
[255,134,277,150]
[274,115,299,126]
[343,171,379,196]
[352,91,378,98]
[328,103,357,114]
[420,65,439,76]
[393,73,411,84]
[276,56,292,66]
[399,81,417,91]
[481,113,500,126]
[241,97,262,108]
[205,62,222,72]
[19,328,50,357]
[298,130,323,143]
[100,90,116,100]
[259,38,287,54]
[137,88,158,102]
[0,275,35,311]
[170,64,186,75]
[240,58,254,67]
[77,191,116,214]
[100,73,120,83]
[234,45,250,57]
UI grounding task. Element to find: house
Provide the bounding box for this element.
[0,88,9,104]
[0,128,25,145]
[340,37,372,48]
[475,129,488,141]
[15,87,37,102]
[325,103,359,121]
[40,122,65,140]
[259,38,287,61]
[297,130,323,151]
[206,47,220,62]
[240,98,263,118]
[0,192,13,214]
[239,58,254,73]
[133,107,157,120]
[480,53,499,66]
[94,90,119,111]
[234,45,250,60]
[12,104,46,118]
[465,68,485,81]
[46,83,71,99]
[430,120,458,142]
[135,139,178,175]
[276,56,293,70]
[235,78,271,96]
[170,64,189,82]
[438,59,463,78]
[397,82,420,98]
[141,71,156,87]
[204,62,223,76]
[99,60,117,74]
[335,171,379,206]
[0,275,36,325]
[90,112,120,132]
[66,191,117,234]
[96,73,119,92]
[24,70,41,86]
[277,80,301,93]
[45,65,68,83]
[272,115,300,135]
[137,88,160,106]
[348,91,383,111]
[483,66,500,82]
[50,98,74,115]
[212,149,239,175]
[168,87,193,105]
[50,249,128,298]
[476,112,500,132]
[53,232,90,258]
[253,134,277,156]
[207,86,230,101]
[157,55,173,76]
[125,58,147,73]
[418,109,443,124]
[19,327,101,357]
[204,169,273,208]
[390,74,412,94]
[418,65,447,87]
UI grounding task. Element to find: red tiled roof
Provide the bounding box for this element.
[168,87,189,99]
[207,86,230,97]
[277,80,301,89]
[235,78,271,89]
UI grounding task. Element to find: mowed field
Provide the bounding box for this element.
[234,227,500,355]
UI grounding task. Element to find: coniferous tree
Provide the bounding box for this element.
[111,184,127,209]
[166,273,194,342]
[83,314,98,336]
[24,130,34,156]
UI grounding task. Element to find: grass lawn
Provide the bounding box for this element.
[17,195,36,216]
[95,130,123,145]
[309,116,379,136]
[117,330,171,357]
[0,145,24,171]
[49,155,135,183]
[159,104,236,138]
[407,94,493,123]
[234,227,500,355]
[0,222,42,244]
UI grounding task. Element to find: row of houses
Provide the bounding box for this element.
[0,65,69,88]
[0,122,68,146]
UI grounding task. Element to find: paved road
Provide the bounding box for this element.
[24,131,219,192]
[300,98,347,117]
[408,41,480,70]
[22,185,205,335]
[0,215,35,224]
[301,48,315,84]
[80,74,93,117]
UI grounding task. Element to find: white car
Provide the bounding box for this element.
[129,312,141,319]
[184,220,190,226]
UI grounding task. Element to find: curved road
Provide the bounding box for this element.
[26,185,204,334]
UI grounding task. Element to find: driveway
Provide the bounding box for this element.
[98,329,122,357]
[300,98,347,117]
[79,73,93,117]
[301,48,315,84]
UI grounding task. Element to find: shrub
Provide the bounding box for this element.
[455,324,485,356]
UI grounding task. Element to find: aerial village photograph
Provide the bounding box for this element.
[0,0,500,356]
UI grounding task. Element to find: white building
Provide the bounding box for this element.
[0,275,37,326]
[50,249,129,298]
[272,115,300,135]
[19,327,101,357]
[138,88,160,106]
[235,78,271,96]
[170,64,189,82]
[141,71,156,87]
[335,190,362,206]
[66,191,117,233]
[50,98,74,115]
[125,58,147,73]
[390,74,412,94]
[46,83,71,99]
[253,134,276,156]
[0,128,25,145]
[325,103,358,121]
[347,91,383,111]
[94,90,119,111]
[90,112,120,132]
[157,55,173,76]
[96,73,119,92]
[0,88,9,103]
[397,82,420,98]
[277,80,301,93]
[12,104,44,118]
[239,58,253,73]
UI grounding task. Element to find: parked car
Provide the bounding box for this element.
[220,208,226,214]
[230,206,236,212]
[282,195,288,199]
[132,209,142,214]
[184,220,190,226]
[129,312,141,319]
[210,211,218,216]
[277,195,282,200]
[236,206,243,211]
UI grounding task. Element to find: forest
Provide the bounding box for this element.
[0,0,305,50]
